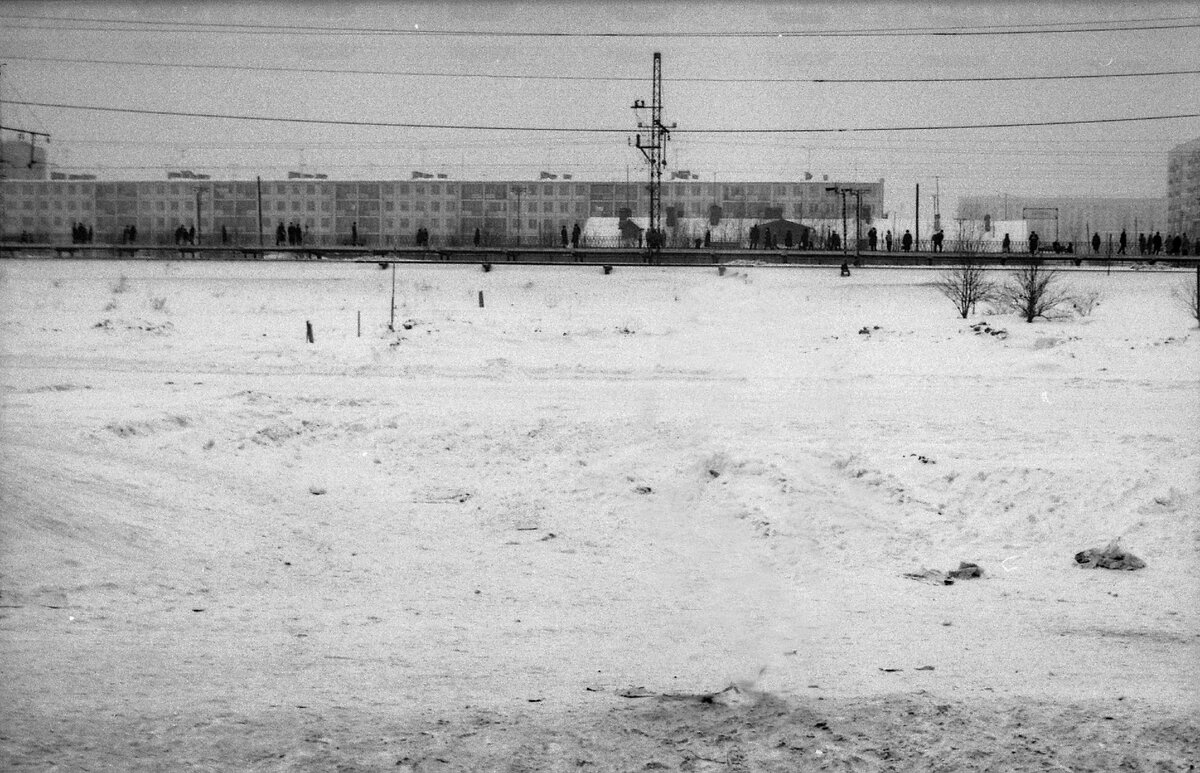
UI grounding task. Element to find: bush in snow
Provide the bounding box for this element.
[997,264,1075,323]
[933,263,996,319]
[1173,278,1200,327]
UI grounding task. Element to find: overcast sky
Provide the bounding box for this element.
[1,0,1198,217]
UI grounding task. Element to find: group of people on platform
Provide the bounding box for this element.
[557,223,582,249]
[275,221,306,246]
[1136,230,1193,257]
[71,221,95,244]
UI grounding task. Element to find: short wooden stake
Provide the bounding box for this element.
[603,265,612,275]
[357,310,361,337]
[306,320,314,343]
[478,290,485,308]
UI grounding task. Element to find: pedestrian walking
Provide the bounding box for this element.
[1118,229,1127,255]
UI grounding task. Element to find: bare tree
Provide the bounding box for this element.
[998,263,1074,323]
[1174,272,1200,327]
[933,263,996,318]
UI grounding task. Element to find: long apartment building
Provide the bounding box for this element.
[0,174,884,246]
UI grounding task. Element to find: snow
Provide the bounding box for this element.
[1,258,1197,770]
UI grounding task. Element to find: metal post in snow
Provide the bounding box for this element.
[389,262,396,331]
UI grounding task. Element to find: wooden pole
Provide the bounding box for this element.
[357,310,361,338]
[915,183,920,252]
[306,321,314,343]
[256,176,264,248]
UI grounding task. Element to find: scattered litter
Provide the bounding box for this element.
[915,665,936,671]
[617,687,656,699]
[948,562,983,579]
[969,321,1008,339]
[880,668,903,672]
[908,453,936,464]
[309,486,327,495]
[539,532,557,541]
[634,485,653,494]
[904,562,984,585]
[1075,539,1146,571]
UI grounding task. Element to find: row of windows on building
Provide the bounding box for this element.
[2,180,880,200]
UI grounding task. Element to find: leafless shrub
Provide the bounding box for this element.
[997,264,1075,323]
[933,264,997,319]
[111,274,130,294]
[1072,290,1102,318]
[150,296,168,312]
[1174,278,1200,327]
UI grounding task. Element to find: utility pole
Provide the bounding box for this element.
[512,185,525,247]
[256,176,264,247]
[194,186,204,244]
[828,186,867,256]
[915,183,921,252]
[632,52,675,257]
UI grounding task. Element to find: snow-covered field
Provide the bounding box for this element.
[1,258,1197,771]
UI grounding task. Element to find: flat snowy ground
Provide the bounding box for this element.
[1,258,1197,771]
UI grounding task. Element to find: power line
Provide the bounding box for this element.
[4,53,1198,85]
[2,12,1199,37]
[9,99,1200,134]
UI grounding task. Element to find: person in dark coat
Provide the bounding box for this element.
[276,222,286,246]
[704,229,711,248]
[1002,233,1011,253]
[474,227,481,247]
[885,230,893,251]
[1118,229,1127,255]
[784,230,793,249]
[867,227,877,250]
[901,230,913,252]
[560,225,568,248]
[1029,231,1040,255]
[1152,231,1162,254]
[1092,232,1101,254]
[571,222,581,248]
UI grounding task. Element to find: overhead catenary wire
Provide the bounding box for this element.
[8,100,1200,135]
[2,12,1200,36]
[3,54,1198,85]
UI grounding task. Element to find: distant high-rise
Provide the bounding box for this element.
[1167,136,1200,236]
